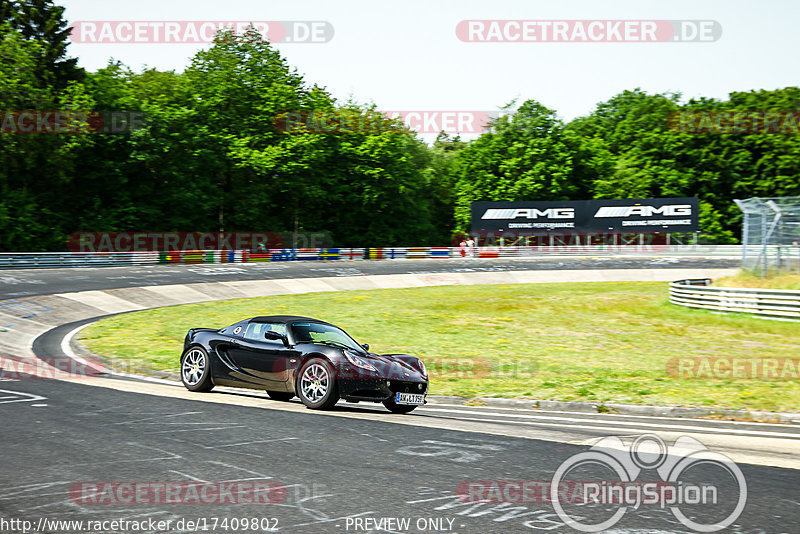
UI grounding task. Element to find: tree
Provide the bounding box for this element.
[0,23,92,250]
[2,4,798,250]
[179,28,328,235]
[452,100,578,230]
[426,133,466,243]
[5,0,83,91]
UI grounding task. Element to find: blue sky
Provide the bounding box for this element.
[59,0,798,122]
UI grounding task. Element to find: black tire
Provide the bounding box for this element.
[266,390,294,402]
[383,399,418,414]
[296,358,339,409]
[180,346,214,392]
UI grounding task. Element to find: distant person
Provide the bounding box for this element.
[467,237,476,257]
[459,239,467,257]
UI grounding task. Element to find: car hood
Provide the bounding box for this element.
[360,352,426,381]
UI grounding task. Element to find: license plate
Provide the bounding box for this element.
[395,392,425,405]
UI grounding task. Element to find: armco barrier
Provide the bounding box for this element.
[669,279,800,320]
[244,248,365,262]
[369,245,746,259]
[0,245,740,270]
[0,251,161,269]
[0,249,367,269]
[369,247,411,259]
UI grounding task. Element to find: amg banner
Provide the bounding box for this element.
[472,197,699,233]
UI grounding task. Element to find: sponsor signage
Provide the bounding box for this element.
[471,197,699,233]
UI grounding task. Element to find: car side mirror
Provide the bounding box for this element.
[265,331,289,347]
[362,343,370,352]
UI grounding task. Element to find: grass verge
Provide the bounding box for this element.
[714,271,800,290]
[79,282,800,412]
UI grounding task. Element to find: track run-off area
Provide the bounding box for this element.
[2,256,799,533]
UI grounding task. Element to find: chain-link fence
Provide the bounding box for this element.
[734,196,800,276]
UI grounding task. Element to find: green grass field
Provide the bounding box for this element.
[79,282,800,412]
[714,271,800,290]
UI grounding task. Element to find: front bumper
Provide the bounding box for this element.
[338,376,428,402]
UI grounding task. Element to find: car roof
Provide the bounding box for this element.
[249,315,332,325]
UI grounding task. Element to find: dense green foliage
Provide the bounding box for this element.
[454,90,800,243]
[1,2,798,250]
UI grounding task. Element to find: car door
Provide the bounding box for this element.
[226,322,292,387]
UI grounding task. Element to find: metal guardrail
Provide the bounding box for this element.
[0,249,368,269]
[370,244,744,259]
[0,244,743,270]
[670,279,800,320]
[0,252,161,269]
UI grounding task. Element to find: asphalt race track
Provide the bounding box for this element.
[2,257,799,534]
[1,376,798,534]
[0,255,737,299]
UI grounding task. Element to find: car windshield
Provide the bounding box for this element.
[291,322,364,352]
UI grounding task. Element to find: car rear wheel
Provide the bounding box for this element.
[180,346,214,392]
[266,390,294,402]
[383,399,418,414]
[297,359,339,409]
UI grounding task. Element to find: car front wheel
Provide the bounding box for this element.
[297,359,339,409]
[180,346,214,392]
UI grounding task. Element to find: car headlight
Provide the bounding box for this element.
[344,350,377,372]
[418,359,427,377]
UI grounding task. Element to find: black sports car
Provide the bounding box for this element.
[180,315,428,413]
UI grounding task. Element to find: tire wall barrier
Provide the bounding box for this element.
[669,278,800,320]
[0,244,743,270]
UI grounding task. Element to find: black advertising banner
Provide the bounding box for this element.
[471,197,699,233]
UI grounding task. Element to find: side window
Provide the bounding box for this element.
[291,323,313,343]
[243,322,287,341]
